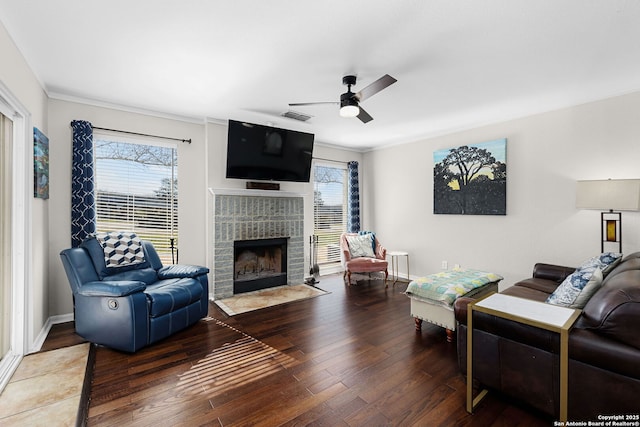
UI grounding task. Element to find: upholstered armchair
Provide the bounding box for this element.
[340,232,389,286]
[60,232,209,352]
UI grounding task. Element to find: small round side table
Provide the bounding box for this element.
[388,251,409,285]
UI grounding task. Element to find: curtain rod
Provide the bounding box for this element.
[92,126,192,144]
[312,157,350,164]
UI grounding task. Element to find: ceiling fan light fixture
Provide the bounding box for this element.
[340,104,360,118]
[340,96,359,118]
[289,74,396,123]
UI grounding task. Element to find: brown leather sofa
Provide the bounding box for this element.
[454,253,640,420]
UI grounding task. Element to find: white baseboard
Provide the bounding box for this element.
[29,313,74,354]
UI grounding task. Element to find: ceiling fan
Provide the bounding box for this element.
[289,74,397,123]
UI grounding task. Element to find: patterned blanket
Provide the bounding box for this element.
[405,269,503,308]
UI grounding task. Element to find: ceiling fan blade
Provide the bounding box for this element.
[357,106,373,123]
[289,102,338,107]
[356,74,397,102]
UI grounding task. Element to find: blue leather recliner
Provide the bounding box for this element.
[60,234,210,352]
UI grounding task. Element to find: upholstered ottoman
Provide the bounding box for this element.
[405,269,502,342]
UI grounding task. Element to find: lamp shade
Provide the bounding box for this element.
[576,179,640,211]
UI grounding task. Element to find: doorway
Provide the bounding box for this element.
[0,83,30,393]
[0,111,11,367]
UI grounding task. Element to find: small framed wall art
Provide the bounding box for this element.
[33,127,49,199]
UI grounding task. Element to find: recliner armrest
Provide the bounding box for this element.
[77,281,147,297]
[157,265,209,279]
[454,297,475,325]
[532,263,575,283]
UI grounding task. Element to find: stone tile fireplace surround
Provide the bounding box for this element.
[212,189,305,299]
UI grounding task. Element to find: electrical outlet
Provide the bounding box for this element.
[441,261,448,269]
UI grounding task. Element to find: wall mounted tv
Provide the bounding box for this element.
[226,120,315,183]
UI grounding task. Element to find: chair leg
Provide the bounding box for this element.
[343,270,352,286]
[384,269,389,288]
[446,329,455,343]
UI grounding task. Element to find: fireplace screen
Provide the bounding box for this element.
[233,238,287,293]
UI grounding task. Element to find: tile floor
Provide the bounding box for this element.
[0,343,89,426]
[214,283,328,315]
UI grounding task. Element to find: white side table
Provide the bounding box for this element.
[387,251,409,285]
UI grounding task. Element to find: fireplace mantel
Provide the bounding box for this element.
[208,187,306,198]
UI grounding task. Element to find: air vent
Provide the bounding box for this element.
[281,110,313,122]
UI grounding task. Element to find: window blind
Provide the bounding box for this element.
[313,163,347,264]
[94,136,178,264]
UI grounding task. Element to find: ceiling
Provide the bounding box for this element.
[1,1,640,151]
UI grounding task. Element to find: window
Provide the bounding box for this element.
[94,135,178,264]
[313,163,347,265]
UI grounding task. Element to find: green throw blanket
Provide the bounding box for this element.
[405,269,503,308]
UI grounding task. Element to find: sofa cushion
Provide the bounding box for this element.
[512,277,559,295]
[578,269,640,350]
[603,252,640,282]
[345,257,388,273]
[546,253,622,308]
[502,284,551,303]
[145,278,203,317]
[346,233,376,258]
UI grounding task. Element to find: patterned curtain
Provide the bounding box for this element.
[347,161,360,233]
[70,120,96,247]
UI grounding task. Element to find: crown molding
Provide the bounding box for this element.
[47,91,207,125]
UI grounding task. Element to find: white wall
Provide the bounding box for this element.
[0,20,49,347]
[364,91,640,289]
[48,99,207,316]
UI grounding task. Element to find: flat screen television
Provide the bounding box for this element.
[226,120,315,183]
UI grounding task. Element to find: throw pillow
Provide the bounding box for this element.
[95,231,146,268]
[346,233,376,258]
[358,230,377,254]
[546,251,622,308]
[577,252,623,276]
[571,268,603,308]
[547,266,602,308]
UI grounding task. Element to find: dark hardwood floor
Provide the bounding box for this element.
[44,274,550,426]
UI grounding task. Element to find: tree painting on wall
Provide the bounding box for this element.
[433,138,506,215]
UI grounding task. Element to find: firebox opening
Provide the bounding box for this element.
[233,237,288,294]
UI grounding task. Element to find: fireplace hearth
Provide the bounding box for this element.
[234,238,287,293]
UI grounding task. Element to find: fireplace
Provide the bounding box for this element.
[234,238,287,293]
[211,191,305,299]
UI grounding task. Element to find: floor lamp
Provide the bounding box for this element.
[576,179,640,253]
